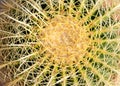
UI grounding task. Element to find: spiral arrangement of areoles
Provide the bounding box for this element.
[0,0,120,86]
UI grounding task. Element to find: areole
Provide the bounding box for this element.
[40,15,90,64]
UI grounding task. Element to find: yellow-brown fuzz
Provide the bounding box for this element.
[41,15,89,64]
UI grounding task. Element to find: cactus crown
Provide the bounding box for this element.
[0,0,120,86]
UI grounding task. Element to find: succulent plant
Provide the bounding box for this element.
[0,0,120,86]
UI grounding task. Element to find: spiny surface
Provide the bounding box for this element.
[0,0,120,86]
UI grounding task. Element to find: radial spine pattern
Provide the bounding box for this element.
[0,0,120,86]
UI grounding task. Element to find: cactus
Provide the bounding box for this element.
[0,0,120,86]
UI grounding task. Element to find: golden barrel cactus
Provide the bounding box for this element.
[0,0,120,86]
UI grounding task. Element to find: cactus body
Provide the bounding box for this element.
[0,0,120,86]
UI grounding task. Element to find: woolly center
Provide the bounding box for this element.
[43,16,89,64]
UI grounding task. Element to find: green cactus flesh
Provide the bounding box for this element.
[0,0,120,86]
